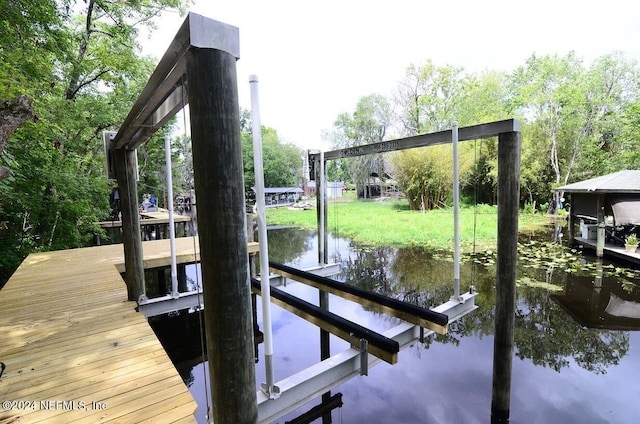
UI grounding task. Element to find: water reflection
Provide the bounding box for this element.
[154,227,640,423]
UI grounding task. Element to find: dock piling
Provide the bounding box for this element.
[187,46,257,423]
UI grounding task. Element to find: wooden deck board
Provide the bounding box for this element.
[575,236,640,265]
[0,238,205,423]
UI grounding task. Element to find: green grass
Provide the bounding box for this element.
[266,195,550,251]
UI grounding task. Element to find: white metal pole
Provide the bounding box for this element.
[319,152,326,264]
[452,122,461,301]
[249,75,278,398]
[164,134,178,297]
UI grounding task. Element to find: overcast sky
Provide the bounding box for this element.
[141,0,640,150]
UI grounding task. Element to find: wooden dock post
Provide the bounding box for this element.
[491,131,521,423]
[186,46,257,423]
[114,147,145,301]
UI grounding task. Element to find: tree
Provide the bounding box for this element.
[576,52,639,175]
[511,52,639,210]
[391,62,481,209]
[618,101,640,169]
[0,0,70,179]
[393,60,465,135]
[241,120,302,195]
[326,94,392,198]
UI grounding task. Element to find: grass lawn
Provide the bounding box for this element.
[266,194,550,251]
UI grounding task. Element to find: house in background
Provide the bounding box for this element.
[304,181,344,199]
[259,187,303,207]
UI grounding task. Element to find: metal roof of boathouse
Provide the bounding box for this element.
[556,170,640,194]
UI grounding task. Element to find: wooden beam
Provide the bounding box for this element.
[269,262,448,335]
[113,147,145,301]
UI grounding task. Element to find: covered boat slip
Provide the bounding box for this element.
[558,170,640,263]
[0,239,208,423]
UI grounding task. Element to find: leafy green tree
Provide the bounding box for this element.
[0,0,189,285]
[241,118,303,195]
[618,101,640,169]
[326,94,392,198]
[511,52,639,210]
[576,52,639,175]
[393,60,465,135]
[391,62,484,209]
[511,53,587,195]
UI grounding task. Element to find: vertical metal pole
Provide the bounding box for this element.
[113,147,145,301]
[320,289,331,423]
[452,122,461,301]
[164,134,178,297]
[249,75,279,398]
[318,152,327,264]
[596,194,605,258]
[187,46,257,424]
[491,131,521,424]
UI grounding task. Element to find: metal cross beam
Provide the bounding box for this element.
[313,119,520,161]
[111,13,240,150]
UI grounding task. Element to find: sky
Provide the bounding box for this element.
[140,0,640,150]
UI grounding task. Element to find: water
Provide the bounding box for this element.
[150,227,640,423]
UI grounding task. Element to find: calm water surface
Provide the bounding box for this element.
[150,227,640,424]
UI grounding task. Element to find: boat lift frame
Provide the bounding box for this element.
[255,119,520,423]
[109,11,521,422]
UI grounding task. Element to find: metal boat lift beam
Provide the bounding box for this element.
[250,279,400,364]
[269,261,449,334]
[257,291,477,423]
[313,118,520,161]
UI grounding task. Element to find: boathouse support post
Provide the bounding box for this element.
[186,45,258,423]
[491,131,521,423]
[113,147,145,301]
[596,194,605,257]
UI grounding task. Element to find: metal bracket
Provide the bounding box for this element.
[260,383,281,399]
[350,333,369,376]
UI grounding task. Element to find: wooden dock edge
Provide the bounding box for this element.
[0,239,209,423]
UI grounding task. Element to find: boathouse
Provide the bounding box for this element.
[557,170,640,264]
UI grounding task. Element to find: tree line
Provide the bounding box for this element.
[326,54,639,210]
[1,1,639,285]
[0,2,304,285]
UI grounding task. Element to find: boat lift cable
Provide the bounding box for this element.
[471,138,482,289]
[179,83,212,422]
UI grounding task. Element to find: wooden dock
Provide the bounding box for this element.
[575,236,640,265]
[0,237,233,423]
[98,211,192,229]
